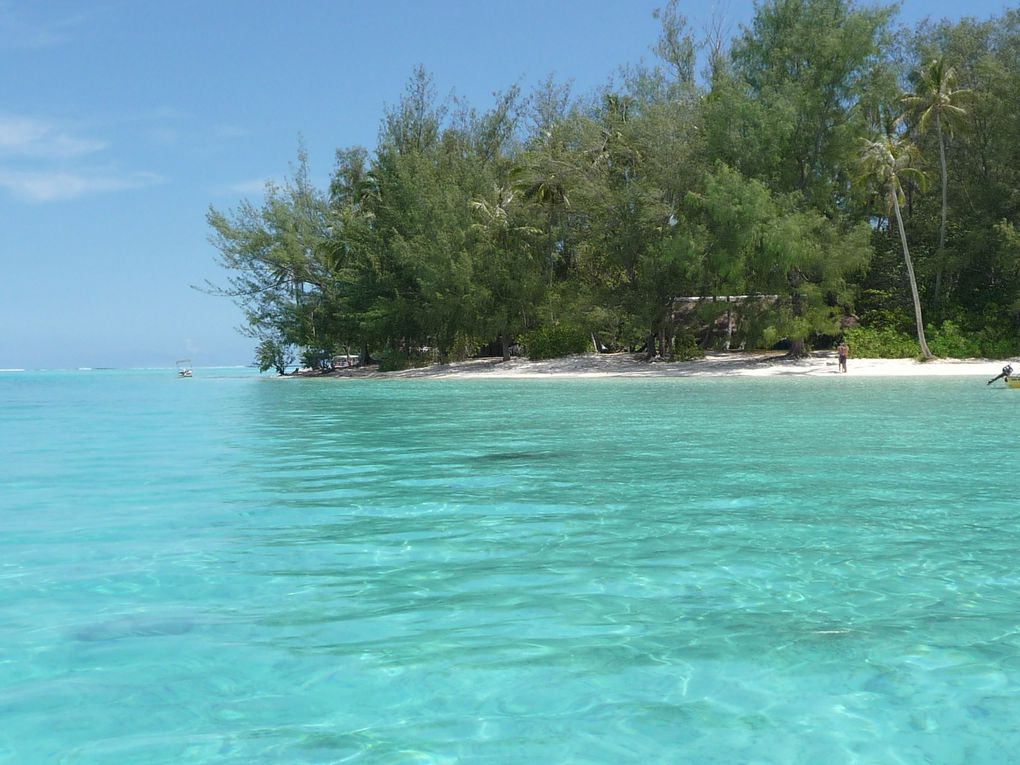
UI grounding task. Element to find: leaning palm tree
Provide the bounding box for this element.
[900,58,971,303]
[858,134,934,360]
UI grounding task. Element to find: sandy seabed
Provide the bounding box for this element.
[301,351,1016,381]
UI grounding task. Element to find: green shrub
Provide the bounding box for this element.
[670,333,705,361]
[300,347,334,371]
[859,307,912,332]
[377,349,410,372]
[851,320,1015,359]
[972,309,1020,358]
[927,320,981,359]
[844,326,917,358]
[447,333,479,362]
[975,328,1019,359]
[522,324,591,360]
[255,338,295,374]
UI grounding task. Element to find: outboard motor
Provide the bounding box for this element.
[987,363,1014,385]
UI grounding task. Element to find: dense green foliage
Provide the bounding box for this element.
[208,3,1020,369]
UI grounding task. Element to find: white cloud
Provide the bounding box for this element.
[0,112,165,203]
[0,115,105,158]
[0,169,163,202]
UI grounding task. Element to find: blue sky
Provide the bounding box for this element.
[1,0,1013,369]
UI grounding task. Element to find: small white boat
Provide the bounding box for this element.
[176,359,193,378]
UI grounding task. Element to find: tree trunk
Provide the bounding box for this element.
[891,190,935,359]
[787,338,807,357]
[786,284,807,358]
[500,332,511,362]
[934,117,948,307]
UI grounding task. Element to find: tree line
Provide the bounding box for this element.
[207,0,1020,373]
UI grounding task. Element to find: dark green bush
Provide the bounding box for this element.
[926,321,981,359]
[844,326,917,358]
[300,347,334,371]
[974,328,1019,359]
[256,339,295,374]
[522,324,591,360]
[847,320,1015,359]
[377,349,410,372]
[669,333,705,361]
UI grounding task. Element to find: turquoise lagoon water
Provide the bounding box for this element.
[2,367,1019,764]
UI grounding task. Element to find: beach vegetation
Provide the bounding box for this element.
[255,338,295,375]
[926,320,981,358]
[847,319,985,360]
[857,133,934,359]
[845,326,921,358]
[376,349,413,373]
[521,323,592,361]
[207,3,1020,366]
[669,333,705,362]
[300,347,334,372]
[901,57,971,307]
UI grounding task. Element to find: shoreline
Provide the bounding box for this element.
[292,351,1016,381]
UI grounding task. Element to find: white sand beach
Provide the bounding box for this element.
[313,352,1015,380]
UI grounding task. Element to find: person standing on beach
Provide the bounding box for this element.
[837,340,849,372]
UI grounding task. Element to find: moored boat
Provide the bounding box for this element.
[176,359,193,378]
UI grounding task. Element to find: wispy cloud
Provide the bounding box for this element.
[0,111,167,202]
[0,2,94,50]
[0,115,105,158]
[0,169,163,202]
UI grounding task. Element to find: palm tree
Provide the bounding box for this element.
[859,134,934,359]
[509,161,571,286]
[900,58,971,304]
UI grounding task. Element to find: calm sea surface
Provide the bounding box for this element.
[2,367,1019,764]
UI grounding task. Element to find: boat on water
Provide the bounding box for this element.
[176,359,193,378]
[1005,376,1020,389]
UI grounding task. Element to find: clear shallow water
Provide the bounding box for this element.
[2,368,1019,764]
